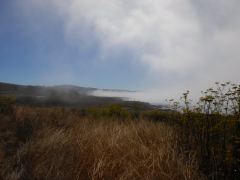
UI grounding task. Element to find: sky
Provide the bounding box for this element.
[0,0,240,103]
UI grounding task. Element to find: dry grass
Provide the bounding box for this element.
[1,107,203,180]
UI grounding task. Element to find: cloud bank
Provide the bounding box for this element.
[20,0,240,102]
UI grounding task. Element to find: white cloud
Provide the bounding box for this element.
[57,0,202,71]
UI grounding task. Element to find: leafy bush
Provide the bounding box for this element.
[0,96,16,114]
[164,82,240,179]
[86,104,131,119]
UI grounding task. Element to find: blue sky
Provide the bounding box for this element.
[1,0,240,101]
[0,0,148,89]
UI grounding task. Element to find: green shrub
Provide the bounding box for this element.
[0,96,16,114]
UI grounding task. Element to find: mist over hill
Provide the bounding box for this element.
[0,82,158,109]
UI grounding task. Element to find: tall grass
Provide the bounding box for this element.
[0,106,202,180]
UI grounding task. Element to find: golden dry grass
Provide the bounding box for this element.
[1,107,203,180]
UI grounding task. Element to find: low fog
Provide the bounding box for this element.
[91,89,186,105]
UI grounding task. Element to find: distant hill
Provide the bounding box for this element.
[0,82,96,96]
[0,82,153,109]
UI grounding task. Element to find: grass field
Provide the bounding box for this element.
[0,106,202,180]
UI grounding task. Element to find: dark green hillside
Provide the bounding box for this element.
[0,82,153,109]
